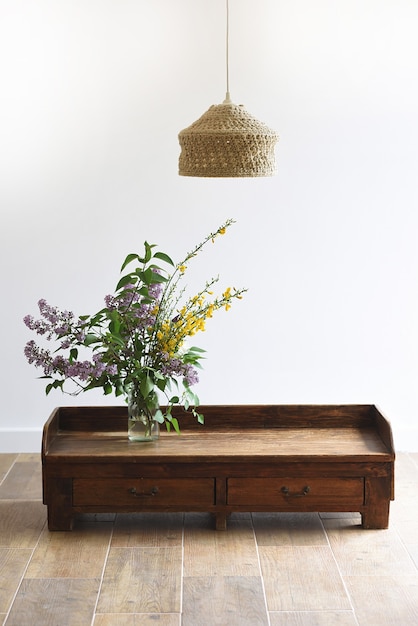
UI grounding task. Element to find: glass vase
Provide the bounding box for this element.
[127,394,160,442]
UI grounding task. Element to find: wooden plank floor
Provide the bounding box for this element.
[0,452,417,625]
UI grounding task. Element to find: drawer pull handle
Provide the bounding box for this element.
[129,486,159,497]
[281,485,310,498]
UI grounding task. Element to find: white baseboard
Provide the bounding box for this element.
[0,429,43,453]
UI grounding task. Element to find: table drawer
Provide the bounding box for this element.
[227,477,364,506]
[73,477,215,507]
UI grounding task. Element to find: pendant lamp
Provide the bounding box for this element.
[178,0,279,178]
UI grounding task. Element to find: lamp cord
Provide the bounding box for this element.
[224,0,232,103]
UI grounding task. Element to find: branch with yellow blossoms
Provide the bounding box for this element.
[156,283,246,359]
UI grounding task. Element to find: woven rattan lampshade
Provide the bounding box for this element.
[178,99,279,178]
[178,1,279,178]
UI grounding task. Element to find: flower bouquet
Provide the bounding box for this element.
[24,219,246,440]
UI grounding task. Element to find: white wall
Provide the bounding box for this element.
[1,0,418,452]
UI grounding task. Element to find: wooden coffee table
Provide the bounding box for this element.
[42,404,395,531]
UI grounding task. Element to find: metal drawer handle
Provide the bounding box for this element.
[281,485,310,497]
[129,486,159,497]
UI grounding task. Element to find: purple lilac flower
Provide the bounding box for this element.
[131,305,157,329]
[51,355,68,375]
[65,360,95,381]
[183,364,199,386]
[149,281,163,300]
[90,353,118,379]
[104,294,117,310]
[105,282,161,333]
[114,284,141,309]
[38,299,59,324]
[24,341,54,375]
[160,356,199,386]
[55,325,69,335]
[23,314,49,336]
[24,301,79,341]
[106,286,142,313]
[38,300,75,328]
[23,314,34,328]
[24,338,116,386]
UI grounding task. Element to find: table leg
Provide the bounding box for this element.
[362,476,391,529]
[45,478,74,531]
[215,512,228,530]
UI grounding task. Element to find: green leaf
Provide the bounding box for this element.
[170,417,180,434]
[154,409,165,424]
[183,346,206,365]
[143,241,154,263]
[137,268,168,286]
[45,379,64,395]
[133,337,144,355]
[183,386,200,408]
[120,253,139,272]
[115,380,125,396]
[153,251,175,266]
[156,378,167,393]
[116,273,138,291]
[183,353,205,365]
[140,375,154,398]
[88,311,105,325]
[136,268,152,286]
[109,317,121,336]
[109,335,125,348]
[84,333,100,346]
[150,271,168,284]
[195,411,204,425]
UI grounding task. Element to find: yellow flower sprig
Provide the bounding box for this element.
[156,284,246,358]
[151,219,237,343]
